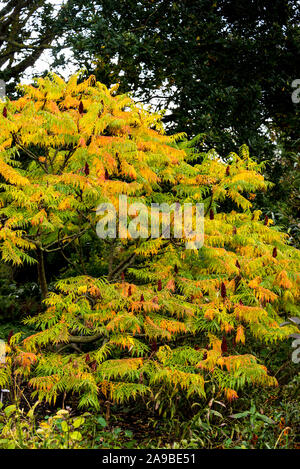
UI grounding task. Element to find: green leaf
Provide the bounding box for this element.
[113,427,122,435]
[70,431,82,441]
[209,409,223,419]
[229,411,251,419]
[73,417,85,428]
[61,420,69,432]
[4,405,16,417]
[257,414,275,424]
[97,416,107,428]
[27,400,40,419]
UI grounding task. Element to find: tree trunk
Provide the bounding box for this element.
[36,247,48,300]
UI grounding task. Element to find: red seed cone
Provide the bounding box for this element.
[221,282,227,299]
[221,336,228,353]
[264,215,269,225]
[104,169,109,180]
[209,209,214,220]
[2,106,7,118]
[90,360,97,371]
[151,340,158,352]
[233,226,237,235]
[79,101,84,114]
[235,259,241,269]
[157,279,162,291]
[7,330,13,345]
[226,165,230,176]
[128,285,132,296]
[272,247,277,258]
[140,293,145,302]
[84,162,89,176]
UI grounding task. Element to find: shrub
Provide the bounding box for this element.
[0,74,299,412]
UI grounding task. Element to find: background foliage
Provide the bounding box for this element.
[0,0,299,450]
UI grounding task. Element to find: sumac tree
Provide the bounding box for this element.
[0,74,299,411]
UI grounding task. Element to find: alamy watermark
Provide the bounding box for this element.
[0,80,5,101]
[96,196,204,249]
[291,79,300,103]
[0,340,5,364]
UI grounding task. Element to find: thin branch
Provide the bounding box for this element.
[66,333,103,344]
[0,36,54,50]
[13,134,49,174]
[204,192,214,217]
[44,228,89,252]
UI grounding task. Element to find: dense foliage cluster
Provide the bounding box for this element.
[0,75,299,415]
[2,1,299,246]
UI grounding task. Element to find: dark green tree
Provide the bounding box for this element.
[55,0,299,242]
[0,0,73,91]
[56,1,299,154]
[1,1,299,241]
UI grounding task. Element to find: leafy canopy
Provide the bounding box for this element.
[0,74,299,411]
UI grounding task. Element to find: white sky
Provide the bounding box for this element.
[0,0,77,84]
